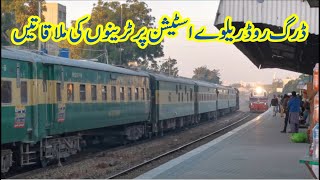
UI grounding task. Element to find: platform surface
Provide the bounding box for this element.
[137,109,313,179]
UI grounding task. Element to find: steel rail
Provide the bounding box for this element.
[107,113,251,179]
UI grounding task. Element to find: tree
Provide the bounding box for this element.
[282,74,312,95]
[192,66,222,84]
[230,83,242,88]
[58,20,86,59]
[63,0,164,65]
[159,57,179,77]
[282,79,299,95]
[1,0,47,47]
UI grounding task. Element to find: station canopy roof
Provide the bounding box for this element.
[307,0,319,7]
[214,0,319,75]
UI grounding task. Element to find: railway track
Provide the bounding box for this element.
[107,112,254,179]
[7,111,257,179]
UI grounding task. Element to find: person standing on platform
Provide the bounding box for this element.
[271,95,279,117]
[277,95,281,114]
[288,91,301,133]
[281,94,290,133]
[280,95,284,118]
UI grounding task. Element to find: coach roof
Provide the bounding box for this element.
[192,79,219,88]
[1,48,149,77]
[147,72,196,85]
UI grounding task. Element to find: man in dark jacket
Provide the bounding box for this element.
[281,94,290,133]
[288,91,301,133]
[271,95,279,117]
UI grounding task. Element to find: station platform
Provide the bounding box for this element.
[137,109,314,179]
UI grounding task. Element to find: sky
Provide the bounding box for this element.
[47,0,301,85]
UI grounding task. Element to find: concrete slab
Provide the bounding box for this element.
[136,109,313,179]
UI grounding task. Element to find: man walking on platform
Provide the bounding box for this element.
[280,94,290,133]
[280,95,284,117]
[271,95,279,117]
[288,91,301,133]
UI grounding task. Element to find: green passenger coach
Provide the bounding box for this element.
[1,48,150,172]
[149,73,197,135]
[193,80,219,120]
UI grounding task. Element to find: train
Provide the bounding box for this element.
[249,87,268,112]
[1,47,239,173]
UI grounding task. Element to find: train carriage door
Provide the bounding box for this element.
[228,89,230,107]
[194,85,198,115]
[41,64,54,135]
[236,89,239,110]
[54,66,66,133]
[216,88,219,109]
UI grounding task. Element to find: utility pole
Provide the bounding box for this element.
[168,57,171,77]
[119,4,123,65]
[38,0,42,51]
[104,44,109,64]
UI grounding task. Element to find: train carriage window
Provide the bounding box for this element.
[21,81,28,104]
[91,85,97,101]
[178,93,180,102]
[80,84,86,101]
[190,89,193,101]
[111,86,117,101]
[128,88,132,101]
[120,87,125,101]
[142,88,145,100]
[102,86,107,101]
[135,88,139,100]
[2,81,12,103]
[67,83,74,102]
[56,83,61,102]
[168,92,172,102]
[181,93,184,102]
[147,88,150,100]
